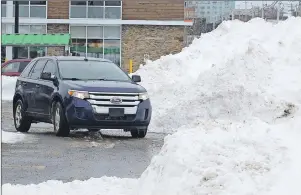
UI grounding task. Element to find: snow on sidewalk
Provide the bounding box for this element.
[2,17,301,195]
[2,130,26,144]
[2,76,17,101]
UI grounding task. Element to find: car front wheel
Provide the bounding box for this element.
[13,99,31,132]
[53,102,70,137]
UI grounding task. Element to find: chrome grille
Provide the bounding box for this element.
[88,92,140,114]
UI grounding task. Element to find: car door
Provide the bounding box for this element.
[37,60,58,116]
[27,59,48,114]
[1,61,20,76]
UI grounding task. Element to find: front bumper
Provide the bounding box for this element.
[65,98,152,129]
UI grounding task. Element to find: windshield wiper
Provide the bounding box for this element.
[63,78,82,80]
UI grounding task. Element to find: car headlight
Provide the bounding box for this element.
[138,92,149,100]
[68,90,90,99]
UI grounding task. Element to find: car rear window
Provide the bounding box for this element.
[58,60,131,82]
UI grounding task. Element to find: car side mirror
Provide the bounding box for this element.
[132,75,141,83]
[41,72,56,81]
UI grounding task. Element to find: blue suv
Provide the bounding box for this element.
[13,56,152,138]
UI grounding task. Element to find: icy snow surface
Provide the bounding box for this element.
[2,130,27,144]
[2,76,17,101]
[2,17,301,195]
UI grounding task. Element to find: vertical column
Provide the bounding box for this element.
[5,1,13,60]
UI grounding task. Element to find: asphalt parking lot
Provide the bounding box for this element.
[1,101,164,185]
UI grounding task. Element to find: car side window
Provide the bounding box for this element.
[42,60,57,75]
[18,62,30,73]
[20,60,37,78]
[2,62,20,73]
[29,59,47,80]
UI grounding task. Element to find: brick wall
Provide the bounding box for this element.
[123,0,184,20]
[47,0,69,19]
[46,24,69,56]
[121,25,184,71]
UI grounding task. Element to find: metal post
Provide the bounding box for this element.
[13,1,19,59]
[129,59,133,74]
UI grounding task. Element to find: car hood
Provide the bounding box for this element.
[63,80,147,93]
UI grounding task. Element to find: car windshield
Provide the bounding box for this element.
[58,60,131,81]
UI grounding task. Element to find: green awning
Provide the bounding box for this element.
[1,34,71,46]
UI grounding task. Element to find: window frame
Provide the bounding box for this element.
[20,60,38,78]
[13,1,47,18]
[69,0,122,19]
[69,25,122,66]
[28,59,48,80]
[41,60,58,77]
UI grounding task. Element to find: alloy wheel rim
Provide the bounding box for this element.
[15,104,22,128]
[54,107,60,132]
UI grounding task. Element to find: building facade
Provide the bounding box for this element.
[184,1,235,24]
[1,0,192,71]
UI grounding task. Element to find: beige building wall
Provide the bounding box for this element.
[121,25,184,71]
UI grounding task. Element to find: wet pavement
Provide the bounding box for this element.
[1,101,164,185]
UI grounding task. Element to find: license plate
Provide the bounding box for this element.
[109,108,125,117]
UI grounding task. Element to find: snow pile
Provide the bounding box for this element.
[2,76,17,101]
[2,130,26,144]
[2,18,301,195]
[3,177,137,195]
[135,18,301,133]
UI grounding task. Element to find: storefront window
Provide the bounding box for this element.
[70,39,86,56]
[70,25,121,66]
[12,47,29,59]
[103,39,120,66]
[29,47,46,58]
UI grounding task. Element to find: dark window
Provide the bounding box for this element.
[58,60,131,81]
[105,1,121,6]
[29,59,47,79]
[42,60,57,75]
[2,62,20,73]
[18,62,30,72]
[88,1,104,6]
[71,1,86,5]
[20,60,37,78]
[30,1,46,5]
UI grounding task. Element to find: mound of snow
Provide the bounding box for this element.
[3,18,301,195]
[3,177,137,195]
[2,76,17,101]
[2,130,26,144]
[135,17,301,133]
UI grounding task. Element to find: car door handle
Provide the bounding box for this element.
[36,84,40,88]
[21,82,27,86]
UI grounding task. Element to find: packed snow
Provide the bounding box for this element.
[2,130,27,144]
[2,17,301,195]
[2,75,17,101]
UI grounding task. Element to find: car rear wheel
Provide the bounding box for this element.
[13,99,31,132]
[53,102,70,137]
[130,128,147,138]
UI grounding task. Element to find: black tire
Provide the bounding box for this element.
[13,99,31,132]
[52,101,70,137]
[87,128,100,132]
[130,128,147,138]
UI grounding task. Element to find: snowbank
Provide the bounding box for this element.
[2,130,26,144]
[3,177,137,195]
[2,17,301,195]
[2,76,17,101]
